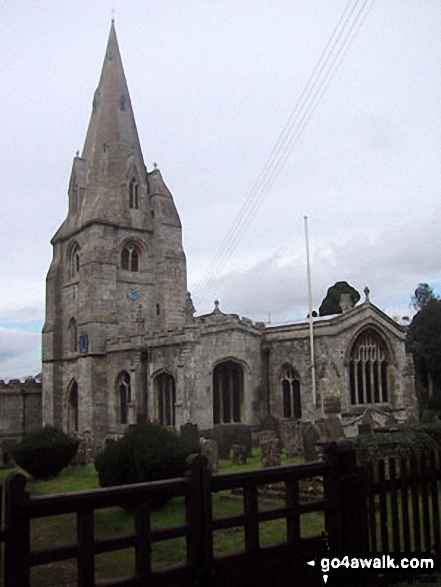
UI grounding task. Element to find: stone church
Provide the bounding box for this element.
[42,23,417,449]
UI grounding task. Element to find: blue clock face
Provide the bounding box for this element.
[128,287,139,301]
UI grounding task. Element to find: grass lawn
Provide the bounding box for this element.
[0,450,325,586]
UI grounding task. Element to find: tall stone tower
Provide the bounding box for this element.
[42,23,188,440]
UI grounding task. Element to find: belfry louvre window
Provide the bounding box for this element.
[121,245,139,271]
[213,361,243,424]
[129,177,138,209]
[281,366,301,418]
[155,373,176,426]
[349,328,389,404]
[117,371,131,424]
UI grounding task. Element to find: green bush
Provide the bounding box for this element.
[13,426,79,479]
[355,429,438,464]
[94,423,200,491]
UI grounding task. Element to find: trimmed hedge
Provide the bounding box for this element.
[354,428,438,463]
[94,423,200,490]
[13,426,79,479]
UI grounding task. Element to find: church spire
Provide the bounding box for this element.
[52,21,149,243]
[78,21,146,226]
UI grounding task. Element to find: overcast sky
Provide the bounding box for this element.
[1,1,440,379]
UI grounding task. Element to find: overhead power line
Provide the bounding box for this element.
[193,0,376,306]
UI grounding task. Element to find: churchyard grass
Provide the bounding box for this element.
[0,450,324,585]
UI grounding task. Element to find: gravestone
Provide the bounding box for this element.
[208,424,253,459]
[200,437,219,472]
[180,422,199,444]
[232,444,248,465]
[280,419,303,458]
[260,414,281,441]
[71,430,95,465]
[324,416,344,440]
[301,422,320,462]
[260,438,281,467]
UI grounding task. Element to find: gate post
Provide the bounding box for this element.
[4,472,31,587]
[323,440,367,553]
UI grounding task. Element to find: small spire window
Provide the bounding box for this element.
[68,318,78,353]
[121,244,140,272]
[129,177,139,209]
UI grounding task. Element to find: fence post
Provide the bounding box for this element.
[4,472,31,587]
[185,453,213,585]
[323,440,367,553]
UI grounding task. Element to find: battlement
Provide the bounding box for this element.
[0,377,42,391]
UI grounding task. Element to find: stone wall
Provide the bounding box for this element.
[0,378,42,458]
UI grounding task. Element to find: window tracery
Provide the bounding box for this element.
[121,244,139,271]
[281,366,301,418]
[116,371,131,424]
[349,328,389,404]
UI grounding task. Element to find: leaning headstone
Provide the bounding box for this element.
[280,419,303,458]
[260,438,281,467]
[232,444,248,465]
[302,422,320,462]
[180,422,199,444]
[200,437,219,473]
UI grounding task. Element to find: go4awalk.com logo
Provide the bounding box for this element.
[306,553,438,584]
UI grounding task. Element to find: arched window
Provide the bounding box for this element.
[116,371,131,424]
[213,361,243,424]
[129,177,138,209]
[121,244,140,271]
[68,317,77,353]
[281,366,301,418]
[68,241,80,279]
[349,328,389,405]
[155,373,176,426]
[67,381,79,433]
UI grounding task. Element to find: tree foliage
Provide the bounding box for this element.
[13,426,78,479]
[318,281,360,317]
[412,283,437,311]
[94,422,199,490]
[406,297,441,405]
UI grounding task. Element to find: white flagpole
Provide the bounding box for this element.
[304,216,317,410]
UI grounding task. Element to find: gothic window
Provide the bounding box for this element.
[155,373,176,426]
[68,317,77,353]
[129,177,139,209]
[281,366,301,418]
[213,361,243,424]
[117,371,131,425]
[68,241,81,279]
[121,244,139,271]
[349,328,389,405]
[67,380,79,433]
